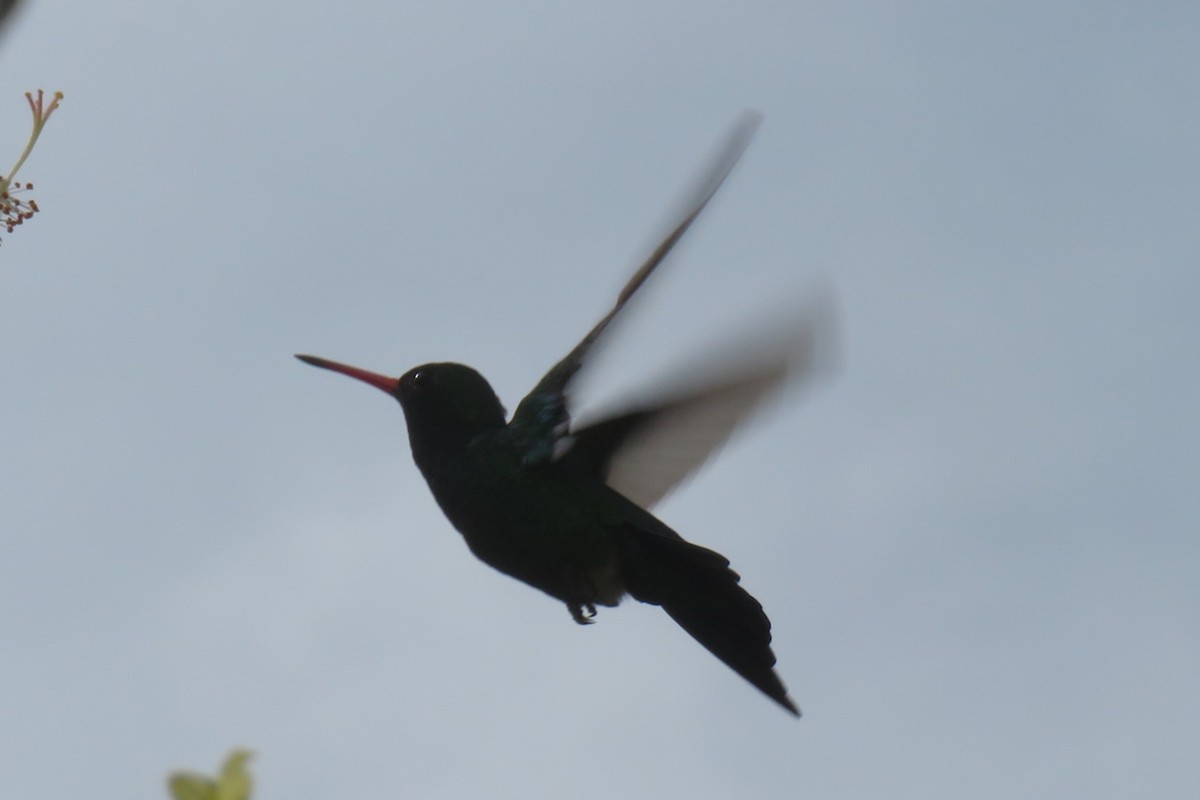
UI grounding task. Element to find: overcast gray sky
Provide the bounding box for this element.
[2,2,1197,798]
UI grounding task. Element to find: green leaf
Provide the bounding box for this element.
[167,773,217,800]
[167,749,254,800]
[215,750,254,800]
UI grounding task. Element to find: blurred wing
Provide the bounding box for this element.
[559,300,834,508]
[565,362,787,509]
[0,0,24,39]
[508,112,763,463]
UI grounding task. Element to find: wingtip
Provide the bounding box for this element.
[734,108,765,139]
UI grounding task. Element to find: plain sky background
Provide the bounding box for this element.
[2,2,1197,797]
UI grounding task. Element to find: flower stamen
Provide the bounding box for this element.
[0,90,64,242]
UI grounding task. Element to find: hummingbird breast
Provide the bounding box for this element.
[415,439,627,609]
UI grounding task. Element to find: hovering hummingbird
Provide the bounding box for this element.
[298,113,817,715]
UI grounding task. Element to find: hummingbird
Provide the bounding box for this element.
[298,113,813,716]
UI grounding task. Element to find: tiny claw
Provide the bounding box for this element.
[563,565,601,624]
[568,601,597,625]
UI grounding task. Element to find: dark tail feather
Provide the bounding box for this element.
[621,530,800,716]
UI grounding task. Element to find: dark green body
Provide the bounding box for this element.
[297,112,801,714]
[393,362,797,714]
[421,423,630,614]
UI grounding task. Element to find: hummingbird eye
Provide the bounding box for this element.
[409,370,431,390]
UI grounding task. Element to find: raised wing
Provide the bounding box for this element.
[508,112,763,464]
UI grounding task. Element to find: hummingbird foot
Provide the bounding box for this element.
[567,601,597,625]
[563,564,601,624]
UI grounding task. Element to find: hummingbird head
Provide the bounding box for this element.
[395,362,507,437]
[295,355,507,443]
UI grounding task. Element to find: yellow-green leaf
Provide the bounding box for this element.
[168,749,254,800]
[167,773,217,800]
[214,749,254,800]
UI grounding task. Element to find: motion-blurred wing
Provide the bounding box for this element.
[508,112,763,463]
[0,0,24,40]
[560,301,833,507]
[563,359,789,509]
